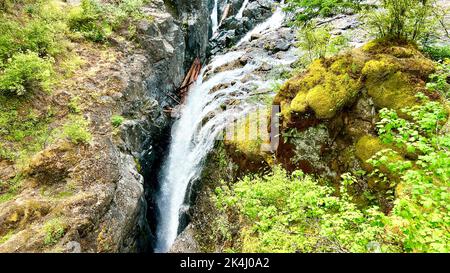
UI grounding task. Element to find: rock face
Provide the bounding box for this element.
[0,0,213,253]
[209,0,279,54]
[113,0,214,251]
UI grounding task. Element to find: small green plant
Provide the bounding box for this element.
[297,24,349,64]
[426,60,450,99]
[111,115,125,127]
[68,96,82,114]
[0,52,53,95]
[43,218,66,245]
[0,174,23,204]
[62,115,92,144]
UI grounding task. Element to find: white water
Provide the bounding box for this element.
[236,0,285,47]
[236,0,249,19]
[211,0,219,34]
[154,1,289,253]
[154,51,255,252]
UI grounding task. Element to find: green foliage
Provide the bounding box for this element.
[0,96,53,161]
[296,24,349,64]
[0,52,53,95]
[215,167,392,253]
[285,0,366,25]
[365,0,442,42]
[367,94,449,252]
[62,115,92,144]
[0,174,23,204]
[0,0,70,95]
[43,218,66,245]
[426,60,450,99]
[68,96,82,114]
[111,115,125,127]
[68,0,150,42]
[422,45,450,62]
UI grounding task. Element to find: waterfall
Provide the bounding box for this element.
[154,1,290,253]
[154,51,255,253]
[236,0,249,19]
[236,1,285,47]
[211,0,219,34]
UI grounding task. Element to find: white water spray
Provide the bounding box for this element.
[236,0,249,19]
[154,1,288,253]
[236,0,285,47]
[211,0,219,34]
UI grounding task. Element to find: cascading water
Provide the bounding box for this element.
[154,51,256,253]
[154,1,291,253]
[237,0,285,46]
[236,0,249,19]
[211,0,219,34]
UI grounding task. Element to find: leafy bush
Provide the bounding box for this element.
[366,94,450,252]
[68,0,149,42]
[422,45,450,62]
[215,167,392,253]
[365,0,443,42]
[285,0,366,25]
[426,60,450,99]
[296,24,349,64]
[0,52,53,95]
[62,115,92,144]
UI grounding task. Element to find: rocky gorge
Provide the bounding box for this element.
[0,0,448,253]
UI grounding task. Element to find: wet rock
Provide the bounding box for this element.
[169,224,200,253]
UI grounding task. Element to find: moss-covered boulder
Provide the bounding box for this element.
[271,40,440,201]
[275,53,366,121]
[275,40,435,123]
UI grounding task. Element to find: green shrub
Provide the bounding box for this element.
[68,0,110,43]
[296,24,349,64]
[422,45,450,62]
[426,60,450,99]
[367,94,449,252]
[215,167,392,253]
[0,20,22,63]
[365,0,442,42]
[68,96,82,114]
[111,115,125,127]
[62,115,92,144]
[43,218,66,245]
[68,0,149,42]
[0,52,53,95]
[285,0,367,25]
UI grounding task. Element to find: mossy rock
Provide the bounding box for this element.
[275,40,436,125]
[355,135,387,164]
[23,141,81,186]
[0,200,52,237]
[362,52,434,112]
[276,55,364,120]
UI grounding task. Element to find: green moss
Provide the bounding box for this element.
[278,57,363,119]
[43,218,67,246]
[355,135,386,163]
[0,230,14,244]
[362,51,434,112]
[365,69,418,111]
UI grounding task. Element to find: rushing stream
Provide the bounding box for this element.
[154,1,293,253]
